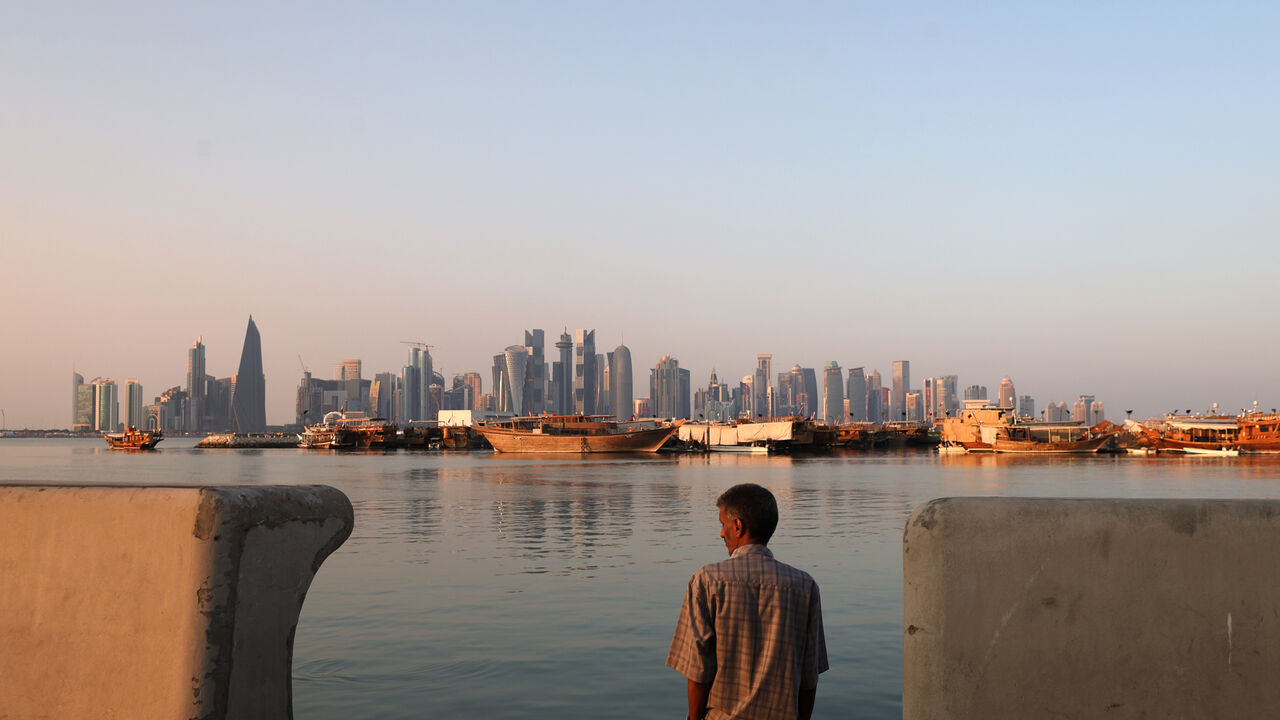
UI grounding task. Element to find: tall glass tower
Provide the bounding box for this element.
[187,337,206,432]
[231,316,267,432]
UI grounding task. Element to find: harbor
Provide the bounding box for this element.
[165,406,1280,459]
[8,438,1280,719]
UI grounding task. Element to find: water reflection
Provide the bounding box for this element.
[8,440,1280,720]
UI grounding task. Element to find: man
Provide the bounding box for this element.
[667,483,829,720]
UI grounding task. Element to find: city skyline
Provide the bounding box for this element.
[29,316,1279,430]
[4,4,1278,427]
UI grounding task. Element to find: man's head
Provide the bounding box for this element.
[716,483,779,554]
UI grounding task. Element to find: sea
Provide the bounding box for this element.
[5,438,1280,719]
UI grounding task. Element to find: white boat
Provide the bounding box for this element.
[1181,446,1239,457]
[708,444,771,454]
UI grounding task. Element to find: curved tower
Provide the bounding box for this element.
[231,316,267,432]
[610,343,633,420]
[503,345,528,416]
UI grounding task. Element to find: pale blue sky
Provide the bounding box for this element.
[2,2,1277,428]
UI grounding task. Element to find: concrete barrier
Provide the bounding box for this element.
[0,484,353,720]
[903,497,1280,719]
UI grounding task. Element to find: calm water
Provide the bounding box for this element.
[6,439,1280,718]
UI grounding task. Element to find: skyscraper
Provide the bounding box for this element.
[71,372,92,431]
[231,316,267,432]
[822,361,844,424]
[998,376,1016,409]
[906,391,924,422]
[755,354,772,418]
[652,355,682,419]
[461,372,483,412]
[891,360,910,423]
[1073,395,1097,423]
[800,367,819,419]
[402,345,433,421]
[964,385,988,402]
[400,357,421,422]
[1046,401,1070,421]
[555,331,573,414]
[92,378,118,432]
[611,343,633,421]
[371,372,397,420]
[596,352,610,416]
[679,368,691,420]
[524,330,546,415]
[187,337,206,432]
[340,359,362,381]
[574,329,596,414]
[1018,395,1035,419]
[937,375,960,418]
[125,379,144,429]
[846,367,866,422]
[503,345,529,416]
[867,370,883,422]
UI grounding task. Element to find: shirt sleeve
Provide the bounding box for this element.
[666,571,717,684]
[800,581,830,689]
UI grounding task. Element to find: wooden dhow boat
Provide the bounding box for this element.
[1236,412,1280,454]
[475,414,681,453]
[985,421,1120,454]
[937,407,1120,454]
[104,426,163,450]
[1153,416,1239,454]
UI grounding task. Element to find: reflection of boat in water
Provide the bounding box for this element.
[299,412,401,450]
[104,426,163,450]
[475,414,681,453]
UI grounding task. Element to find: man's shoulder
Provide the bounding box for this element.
[693,550,819,589]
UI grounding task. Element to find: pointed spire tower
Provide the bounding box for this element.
[231,315,267,432]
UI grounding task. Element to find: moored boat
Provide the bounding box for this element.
[1236,412,1280,454]
[986,422,1119,454]
[104,426,163,450]
[299,411,401,450]
[937,407,1120,454]
[1154,416,1239,454]
[475,414,681,453]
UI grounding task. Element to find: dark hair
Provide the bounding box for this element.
[716,483,779,544]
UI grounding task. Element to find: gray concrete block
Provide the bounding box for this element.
[0,484,353,720]
[904,497,1280,720]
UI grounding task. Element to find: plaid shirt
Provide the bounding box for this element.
[667,544,829,720]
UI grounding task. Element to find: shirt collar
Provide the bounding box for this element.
[731,543,773,559]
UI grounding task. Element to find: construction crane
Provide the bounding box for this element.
[297,354,309,374]
[400,341,434,351]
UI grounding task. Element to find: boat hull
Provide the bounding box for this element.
[104,429,163,450]
[479,425,678,453]
[1158,438,1237,454]
[1181,446,1240,457]
[990,434,1117,454]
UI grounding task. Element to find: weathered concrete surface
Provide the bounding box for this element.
[0,484,353,720]
[903,497,1280,720]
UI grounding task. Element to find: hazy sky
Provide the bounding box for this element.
[3,2,1278,429]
